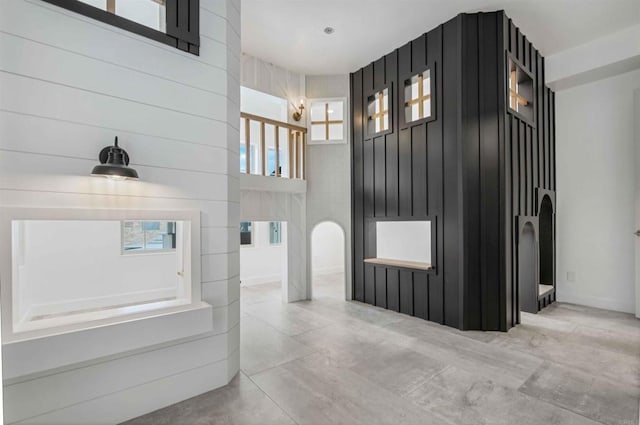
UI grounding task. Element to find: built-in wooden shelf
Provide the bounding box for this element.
[538,284,554,298]
[364,258,433,271]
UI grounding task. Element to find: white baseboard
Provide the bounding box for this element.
[240,274,282,287]
[556,290,635,314]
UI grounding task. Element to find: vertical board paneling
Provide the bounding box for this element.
[398,128,413,216]
[365,263,375,305]
[399,270,414,315]
[374,136,386,216]
[350,11,555,330]
[426,25,445,325]
[414,272,429,320]
[352,70,365,302]
[375,267,387,308]
[411,124,428,216]
[461,13,481,328]
[386,50,399,217]
[387,269,400,312]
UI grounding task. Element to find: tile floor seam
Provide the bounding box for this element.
[241,370,301,425]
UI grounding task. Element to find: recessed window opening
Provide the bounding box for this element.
[79,0,167,31]
[8,216,194,336]
[366,221,432,270]
[240,221,253,246]
[404,69,432,122]
[367,88,390,135]
[122,220,176,253]
[507,57,534,123]
[309,99,346,142]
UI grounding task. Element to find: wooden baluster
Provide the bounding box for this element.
[288,130,294,178]
[275,126,280,177]
[260,121,266,176]
[295,131,300,179]
[302,131,307,180]
[244,118,250,174]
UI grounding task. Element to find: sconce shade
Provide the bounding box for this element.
[91,137,139,179]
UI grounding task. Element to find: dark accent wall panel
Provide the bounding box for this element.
[504,14,556,323]
[351,11,555,331]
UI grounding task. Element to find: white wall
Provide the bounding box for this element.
[240,221,285,286]
[311,221,344,276]
[15,220,180,321]
[556,69,640,313]
[241,54,305,125]
[375,221,431,265]
[0,0,240,422]
[306,75,352,299]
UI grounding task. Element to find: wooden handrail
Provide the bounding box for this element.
[241,112,307,133]
[241,112,307,180]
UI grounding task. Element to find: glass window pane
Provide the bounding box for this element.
[123,221,144,252]
[311,124,326,141]
[310,102,326,121]
[269,222,281,244]
[327,101,343,120]
[240,222,252,246]
[328,123,343,141]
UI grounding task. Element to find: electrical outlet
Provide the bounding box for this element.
[566,271,576,282]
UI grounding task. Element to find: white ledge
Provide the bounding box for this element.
[2,302,213,380]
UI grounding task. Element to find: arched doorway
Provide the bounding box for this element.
[519,221,538,315]
[539,195,554,287]
[311,221,345,299]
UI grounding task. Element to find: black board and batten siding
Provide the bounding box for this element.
[351,11,556,331]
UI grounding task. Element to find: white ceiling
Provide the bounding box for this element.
[241,0,640,75]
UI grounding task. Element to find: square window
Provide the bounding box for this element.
[309,99,346,143]
[403,69,432,123]
[269,222,282,245]
[122,220,176,253]
[507,57,534,124]
[240,221,253,246]
[367,88,390,136]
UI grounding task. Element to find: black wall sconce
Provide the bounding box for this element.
[91,137,139,181]
[292,99,305,122]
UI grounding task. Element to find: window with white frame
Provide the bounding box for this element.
[122,220,177,253]
[309,98,347,143]
[269,222,282,245]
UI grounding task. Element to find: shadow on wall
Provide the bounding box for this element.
[311,221,345,291]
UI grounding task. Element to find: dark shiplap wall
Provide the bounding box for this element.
[351,11,555,331]
[503,15,557,327]
[351,17,460,327]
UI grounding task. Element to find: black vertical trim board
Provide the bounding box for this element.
[350,10,555,330]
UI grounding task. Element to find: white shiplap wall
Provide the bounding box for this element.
[0,0,241,423]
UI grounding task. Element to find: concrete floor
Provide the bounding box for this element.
[125,273,640,425]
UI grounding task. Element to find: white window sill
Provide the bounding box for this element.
[2,301,213,380]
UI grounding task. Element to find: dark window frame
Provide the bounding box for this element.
[506,52,535,127]
[41,0,200,55]
[364,83,394,140]
[399,61,437,129]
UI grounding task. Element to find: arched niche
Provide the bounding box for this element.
[538,195,554,286]
[517,216,539,317]
[535,188,556,306]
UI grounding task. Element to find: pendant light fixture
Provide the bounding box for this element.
[91,137,139,180]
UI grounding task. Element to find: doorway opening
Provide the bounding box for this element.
[538,195,554,296]
[518,221,538,315]
[240,221,287,305]
[311,221,345,299]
